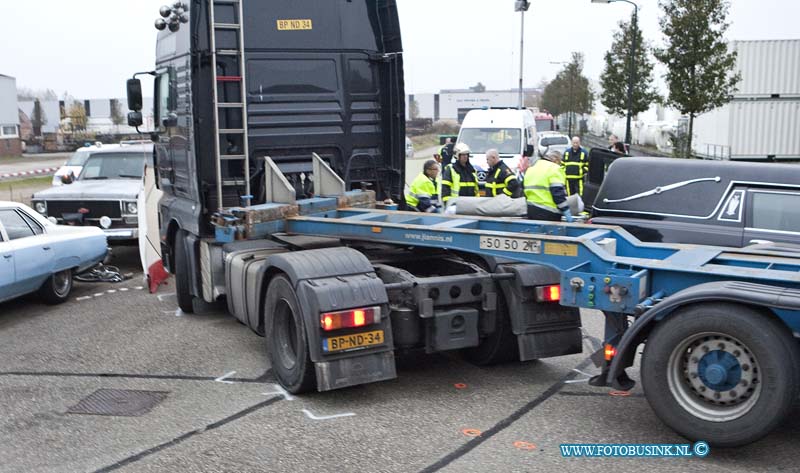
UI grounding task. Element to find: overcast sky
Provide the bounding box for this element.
[0,0,797,99]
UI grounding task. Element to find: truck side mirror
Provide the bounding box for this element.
[60,171,75,185]
[128,111,143,128]
[127,78,143,111]
[524,144,535,157]
[162,112,178,128]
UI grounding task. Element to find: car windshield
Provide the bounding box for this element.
[79,153,146,180]
[541,136,569,147]
[66,150,95,166]
[458,128,521,155]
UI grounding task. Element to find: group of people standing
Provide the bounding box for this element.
[405,136,592,223]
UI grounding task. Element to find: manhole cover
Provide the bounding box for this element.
[67,389,168,417]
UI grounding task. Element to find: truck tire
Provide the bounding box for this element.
[174,230,195,314]
[641,302,800,447]
[264,275,316,393]
[462,291,519,366]
[39,268,73,305]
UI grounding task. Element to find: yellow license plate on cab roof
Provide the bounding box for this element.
[277,19,313,30]
[323,330,384,353]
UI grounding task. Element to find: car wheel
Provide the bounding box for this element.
[264,275,316,394]
[641,302,800,447]
[174,230,195,314]
[39,268,73,305]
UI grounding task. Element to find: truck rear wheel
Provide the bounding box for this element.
[462,291,519,366]
[641,303,800,447]
[264,275,316,393]
[174,230,195,314]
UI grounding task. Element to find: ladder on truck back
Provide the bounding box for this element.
[209,0,251,210]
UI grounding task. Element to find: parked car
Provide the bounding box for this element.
[590,155,800,247]
[0,201,107,304]
[405,137,414,159]
[32,144,151,242]
[537,132,570,157]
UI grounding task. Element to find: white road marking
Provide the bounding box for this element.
[93,293,104,297]
[572,368,597,378]
[261,384,296,401]
[106,289,117,294]
[214,371,237,384]
[119,288,129,292]
[157,292,176,302]
[134,286,144,290]
[76,296,92,301]
[564,378,591,384]
[302,409,355,421]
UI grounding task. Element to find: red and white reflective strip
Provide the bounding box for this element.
[0,167,60,180]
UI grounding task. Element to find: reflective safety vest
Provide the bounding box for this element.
[524,159,568,214]
[562,148,588,179]
[484,162,519,197]
[405,172,440,209]
[441,163,479,203]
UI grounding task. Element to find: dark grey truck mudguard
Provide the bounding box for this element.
[601,280,800,390]
[248,247,396,391]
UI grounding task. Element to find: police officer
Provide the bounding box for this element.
[562,136,589,196]
[483,148,520,198]
[405,159,441,212]
[441,143,479,205]
[524,149,574,222]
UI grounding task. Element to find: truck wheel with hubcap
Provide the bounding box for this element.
[264,275,316,393]
[174,230,195,314]
[641,302,800,447]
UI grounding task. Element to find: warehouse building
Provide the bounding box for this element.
[0,74,22,156]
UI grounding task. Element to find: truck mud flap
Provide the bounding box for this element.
[497,263,583,361]
[315,351,397,392]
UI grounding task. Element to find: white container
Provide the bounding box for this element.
[692,99,800,160]
[731,40,800,98]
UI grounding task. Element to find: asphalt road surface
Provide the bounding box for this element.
[1,246,799,473]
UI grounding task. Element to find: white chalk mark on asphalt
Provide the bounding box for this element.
[572,368,596,378]
[215,371,237,384]
[564,378,591,384]
[76,296,92,301]
[94,293,104,297]
[119,288,129,292]
[157,292,176,302]
[134,286,144,290]
[262,384,296,401]
[106,289,117,294]
[302,409,355,421]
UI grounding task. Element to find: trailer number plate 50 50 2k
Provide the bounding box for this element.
[479,236,541,254]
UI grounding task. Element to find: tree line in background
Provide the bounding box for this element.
[541,0,739,158]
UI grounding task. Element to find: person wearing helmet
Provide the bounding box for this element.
[441,143,479,205]
[523,149,574,222]
[405,159,441,212]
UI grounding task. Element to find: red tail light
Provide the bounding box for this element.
[604,344,617,361]
[535,284,561,302]
[320,306,381,331]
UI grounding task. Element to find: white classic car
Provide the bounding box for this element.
[33,144,151,241]
[0,201,108,304]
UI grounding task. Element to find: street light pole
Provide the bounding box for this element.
[592,0,639,145]
[515,1,531,109]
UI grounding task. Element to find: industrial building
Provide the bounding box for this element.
[407,88,541,122]
[0,74,21,156]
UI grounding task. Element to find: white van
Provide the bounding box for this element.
[455,108,537,183]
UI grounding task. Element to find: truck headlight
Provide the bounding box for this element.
[126,202,138,214]
[35,202,47,214]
